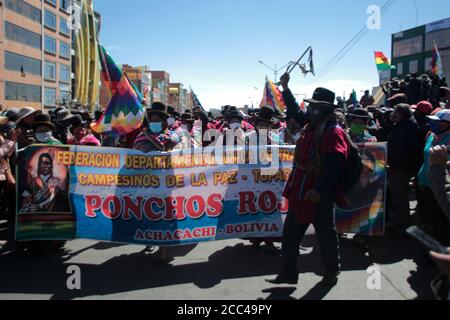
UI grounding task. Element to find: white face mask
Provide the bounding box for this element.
[181,124,189,131]
[230,123,241,130]
[167,117,176,127]
[36,131,53,143]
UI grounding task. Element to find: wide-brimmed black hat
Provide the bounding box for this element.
[3,108,20,122]
[167,106,181,118]
[32,114,54,130]
[181,112,195,123]
[387,93,407,108]
[56,109,76,123]
[81,111,94,122]
[349,109,371,120]
[70,109,82,116]
[15,107,38,125]
[147,102,169,120]
[305,87,338,108]
[228,109,243,121]
[255,106,275,123]
[71,115,87,128]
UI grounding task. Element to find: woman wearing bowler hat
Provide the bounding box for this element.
[32,114,62,145]
[347,109,377,143]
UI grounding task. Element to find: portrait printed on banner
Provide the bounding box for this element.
[19,147,72,214]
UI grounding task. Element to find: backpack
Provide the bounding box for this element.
[338,133,363,192]
[315,119,363,193]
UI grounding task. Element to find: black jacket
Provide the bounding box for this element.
[387,117,422,173]
[282,89,307,128]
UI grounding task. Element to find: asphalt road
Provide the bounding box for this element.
[0,221,439,300]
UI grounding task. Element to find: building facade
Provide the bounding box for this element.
[1,0,73,110]
[168,82,188,113]
[135,65,152,103]
[391,17,450,81]
[150,71,169,106]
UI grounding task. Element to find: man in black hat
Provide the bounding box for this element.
[177,111,202,149]
[249,106,284,145]
[347,109,377,143]
[67,115,88,145]
[15,107,39,149]
[54,109,77,144]
[267,73,350,286]
[133,102,179,153]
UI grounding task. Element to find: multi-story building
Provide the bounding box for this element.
[185,90,193,110]
[1,0,73,110]
[150,71,169,106]
[135,65,152,103]
[391,17,450,81]
[168,82,184,113]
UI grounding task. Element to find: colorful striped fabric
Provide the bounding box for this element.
[91,73,145,136]
[374,51,391,71]
[99,44,123,94]
[432,42,444,79]
[260,77,286,114]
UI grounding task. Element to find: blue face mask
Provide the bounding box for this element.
[149,122,163,134]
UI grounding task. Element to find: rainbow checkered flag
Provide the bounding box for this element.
[99,44,123,94]
[432,42,444,79]
[260,77,286,113]
[92,43,145,136]
[91,72,145,136]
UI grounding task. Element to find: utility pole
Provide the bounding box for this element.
[258,60,292,83]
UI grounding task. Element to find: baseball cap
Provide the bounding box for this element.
[427,110,450,122]
[415,101,433,115]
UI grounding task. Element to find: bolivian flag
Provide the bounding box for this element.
[374,51,392,71]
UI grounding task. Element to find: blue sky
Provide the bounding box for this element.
[95,0,450,109]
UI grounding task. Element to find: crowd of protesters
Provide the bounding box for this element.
[0,71,449,294]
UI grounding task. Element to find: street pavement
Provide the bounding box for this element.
[0,220,439,300]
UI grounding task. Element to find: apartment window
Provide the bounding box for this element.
[393,36,423,58]
[45,10,57,30]
[425,29,450,51]
[45,36,57,54]
[397,62,404,75]
[409,60,418,74]
[44,88,57,107]
[59,89,71,102]
[60,42,70,59]
[45,0,57,7]
[60,65,70,83]
[5,0,41,23]
[60,19,70,36]
[5,22,41,49]
[5,51,41,76]
[60,0,70,11]
[5,82,41,102]
[44,62,57,81]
